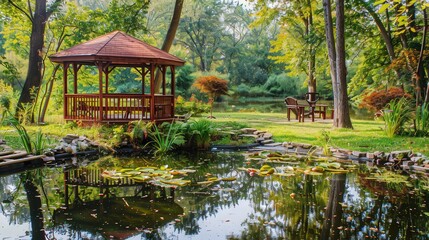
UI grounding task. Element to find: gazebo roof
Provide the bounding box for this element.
[49,31,185,66]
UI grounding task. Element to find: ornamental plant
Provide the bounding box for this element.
[359,87,411,112]
[193,76,229,118]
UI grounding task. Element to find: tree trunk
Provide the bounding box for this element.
[305,8,317,93]
[17,0,47,120]
[38,64,60,123]
[24,178,46,239]
[323,0,338,122]
[417,9,428,104]
[335,0,353,128]
[154,0,184,93]
[321,173,346,240]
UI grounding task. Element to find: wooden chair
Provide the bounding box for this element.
[305,92,328,121]
[285,97,309,121]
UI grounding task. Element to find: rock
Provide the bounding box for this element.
[263,133,273,140]
[254,130,266,135]
[352,151,366,158]
[65,146,73,153]
[63,134,79,144]
[240,128,257,134]
[300,144,312,149]
[333,153,349,160]
[366,153,375,159]
[264,142,282,147]
[261,139,274,145]
[389,150,412,161]
[239,134,259,139]
[411,156,424,164]
[402,161,414,166]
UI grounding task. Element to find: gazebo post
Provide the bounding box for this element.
[72,64,79,94]
[162,66,166,95]
[150,63,156,121]
[63,63,69,120]
[171,66,175,118]
[97,62,104,123]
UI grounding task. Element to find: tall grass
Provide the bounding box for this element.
[414,103,429,136]
[3,116,33,153]
[381,97,412,137]
[147,122,185,155]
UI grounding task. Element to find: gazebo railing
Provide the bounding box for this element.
[65,94,174,122]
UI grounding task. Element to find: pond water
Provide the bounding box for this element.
[213,99,374,119]
[1,152,428,240]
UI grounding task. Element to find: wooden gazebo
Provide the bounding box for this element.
[49,31,185,124]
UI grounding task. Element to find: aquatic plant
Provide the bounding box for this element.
[318,129,332,156]
[147,122,185,155]
[32,129,46,155]
[381,97,412,137]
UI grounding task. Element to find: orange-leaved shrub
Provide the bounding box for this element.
[193,76,229,99]
[359,87,411,111]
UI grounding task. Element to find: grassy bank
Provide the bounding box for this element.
[208,112,428,156]
[0,112,427,155]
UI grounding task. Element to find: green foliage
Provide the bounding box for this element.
[32,129,46,155]
[0,56,21,89]
[189,119,214,150]
[263,74,303,97]
[130,120,152,145]
[175,65,195,98]
[381,98,412,137]
[414,103,429,136]
[147,122,185,156]
[175,95,210,116]
[0,81,16,116]
[3,114,32,154]
[318,129,332,156]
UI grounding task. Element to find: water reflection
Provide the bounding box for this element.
[0,153,428,239]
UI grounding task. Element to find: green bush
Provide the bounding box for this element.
[175,95,210,116]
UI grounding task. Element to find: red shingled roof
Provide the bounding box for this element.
[49,31,185,66]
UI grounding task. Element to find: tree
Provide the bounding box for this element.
[4,0,63,121]
[154,0,185,92]
[252,0,325,94]
[323,0,353,128]
[178,0,224,72]
[193,75,228,118]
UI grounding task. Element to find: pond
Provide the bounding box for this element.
[0,152,428,240]
[213,98,374,120]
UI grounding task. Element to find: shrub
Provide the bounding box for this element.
[175,95,210,116]
[360,87,411,111]
[381,97,412,137]
[188,119,214,150]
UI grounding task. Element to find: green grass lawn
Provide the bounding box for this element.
[0,112,427,156]
[208,112,429,155]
